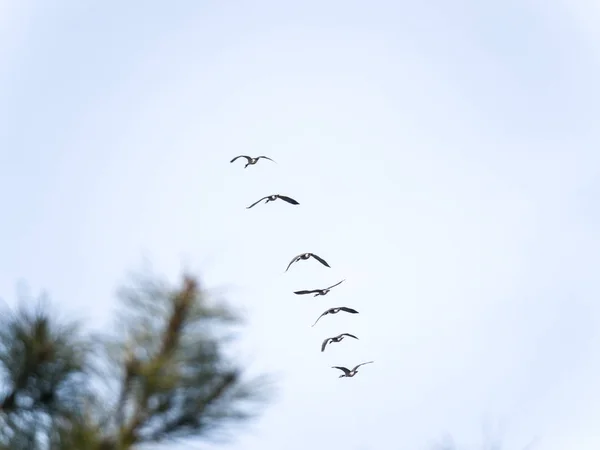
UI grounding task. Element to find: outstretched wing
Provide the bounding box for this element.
[331,366,351,375]
[339,306,359,314]
[246,196,270,209]
[339,333,359,340]
[293,289,320,295]
[309,253,331,268]
[311,310,330,327]
[230,155,251,163]
[326,279,345,290]
[321,338,332,352]
[257,156,276,163]
[276,195,299,205]
[351,361,374,372]
[285,254,302,272]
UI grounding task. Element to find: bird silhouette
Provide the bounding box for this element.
[311,306,358,327]
[331,361,374,378]
[285,252,330,272]
[246,194,299,209]
[321,333,358,352]
[294,279,345,297]
[230,155,275,168]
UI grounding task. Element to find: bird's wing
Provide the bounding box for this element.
[352,361,374,371]
[246,196,270,209]
[276,195,299,205]
[257,156,276,162]
[331,366,351,375]
[230,155,251,163]
[326,279,345,290]
[339,307,359,314]
[311,310,329,327]
[293,289,319,295]
[285,254,302,272]
[321,338,331,352]
[309,253,331,268]
[340,333,359,340]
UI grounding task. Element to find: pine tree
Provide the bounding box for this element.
[0,271,271,450]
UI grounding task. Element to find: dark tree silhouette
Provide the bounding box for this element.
[0,271,271,450]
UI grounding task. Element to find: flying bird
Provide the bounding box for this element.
[331,361,374,378]
[246,194,299,209]
[321,333,358,352]
[285,252,330,272]
[294,279,345,297]
[311,307,358,327]
[230,155,275,168]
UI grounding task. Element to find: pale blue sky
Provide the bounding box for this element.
[1,1,599,449]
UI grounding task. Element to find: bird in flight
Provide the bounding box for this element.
[285,252,330,272]
[230,155,276,168]
[321,333,358,352]
[331,361,374,378]
[246,194,299,209]
[294,279,345,297]
[311,306,358,327]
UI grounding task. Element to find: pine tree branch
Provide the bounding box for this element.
[145,370,239,441]
[117,274,198,447]
[158,275,196,358]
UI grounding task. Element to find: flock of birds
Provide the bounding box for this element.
[231,154,374,379]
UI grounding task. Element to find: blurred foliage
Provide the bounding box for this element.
[0,271,271,450]
[431,429,539,450]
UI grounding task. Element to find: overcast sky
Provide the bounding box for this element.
[1,1,599,449]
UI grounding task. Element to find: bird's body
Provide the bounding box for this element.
[331,361,374,378]
[311,306,358,327]
[230,155,275,168]
[246,194,299,209]
[294,279,345,297]
[285,252,330,272]
[321,333,358,352]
